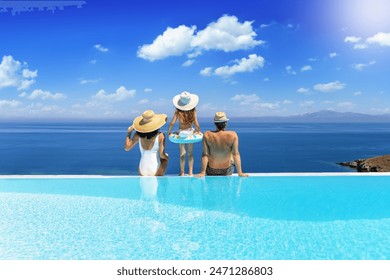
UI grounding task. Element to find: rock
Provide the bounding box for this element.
[338,155,390,172]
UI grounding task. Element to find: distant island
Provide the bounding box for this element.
[338,155,390,172]
[228,110,390,123]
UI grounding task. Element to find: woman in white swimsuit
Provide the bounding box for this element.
[125,110,169,176]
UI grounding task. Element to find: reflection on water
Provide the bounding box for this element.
[1,176,390,221]
[156,176,390,221]
[139,177,159,213]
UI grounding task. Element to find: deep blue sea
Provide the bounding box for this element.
[1,121,390,175]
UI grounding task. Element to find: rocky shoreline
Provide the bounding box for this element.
[338,155,390,172]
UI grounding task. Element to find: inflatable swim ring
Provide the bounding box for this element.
[169,132,203,144]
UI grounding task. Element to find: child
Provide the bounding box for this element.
[168,91,201,176]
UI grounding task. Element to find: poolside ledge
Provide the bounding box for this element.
[1,172,390,179]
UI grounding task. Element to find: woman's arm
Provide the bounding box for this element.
[155,133,169,176]
[124,125,139,151]
[158,133,169,160]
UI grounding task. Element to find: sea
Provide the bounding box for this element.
[1,121,390,175]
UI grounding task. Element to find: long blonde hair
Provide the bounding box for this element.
[176,108,196,125]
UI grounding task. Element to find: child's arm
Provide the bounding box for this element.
[167,112,177,135]
[193,114,201,133]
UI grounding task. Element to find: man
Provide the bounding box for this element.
[198,112,248,177]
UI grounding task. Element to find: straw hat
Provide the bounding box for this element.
[214,112,229,123]
[133,110,167,133]
[172,91,199,111]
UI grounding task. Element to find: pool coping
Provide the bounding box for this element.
[1,172,390,178]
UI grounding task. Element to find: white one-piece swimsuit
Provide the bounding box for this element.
[139,135,160,176]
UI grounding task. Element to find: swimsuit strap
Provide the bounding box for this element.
[139,134,159,153]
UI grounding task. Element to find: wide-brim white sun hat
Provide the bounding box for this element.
[133,110,167,133]
[172,91,199,111]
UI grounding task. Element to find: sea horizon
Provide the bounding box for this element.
[1,121,390,176]
[2,109,390,124]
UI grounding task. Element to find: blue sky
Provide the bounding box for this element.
[1,0,390,120]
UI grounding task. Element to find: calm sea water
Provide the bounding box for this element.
[1,121,390,175]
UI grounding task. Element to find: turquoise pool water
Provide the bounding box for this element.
[0,175,389,260]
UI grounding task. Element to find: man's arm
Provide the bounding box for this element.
[232,133,248,177]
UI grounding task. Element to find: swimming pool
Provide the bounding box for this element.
[0,174,389,260]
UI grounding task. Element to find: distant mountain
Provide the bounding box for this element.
[231,110,390,123]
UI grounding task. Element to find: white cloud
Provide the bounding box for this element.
[182,59,194,67]
[0,99,20,108]
[94,44,109,52]
[231,94,260,105]
[92,86,135,102]
[231,94,283,111]
[313,81,346,92]
[19,89,67,100]
[144,88,152,93]
[345,32,390,49]
[0,55,37,90]
[344,36,368,49]
[286,66,296,75]
[137,15,263,61]
[260,23,274,29]
[15,102,67,117]
[192,15,263,52]
[138,99,149,104]
[353,43,368,49]
[344,36,361,43]
[352,60,376,71]
[337,102,355,109]
[200,67,213,76]
[353,91,362,96]
[137,25,196,61]
[300,100,315,107]
[282,100,293,105]
[297,87,310,94]
[370,107,390,114]
[212,54,264,77]
[258,102,280,109]
[301,65,312,72]
[198,102,219,113]
[366,32,390,47]
[89,59,97,64]
[80,78,99,84]
[329,52,338,58]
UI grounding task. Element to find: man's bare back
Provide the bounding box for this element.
[203,130,238,169]
[198,112,248,177]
